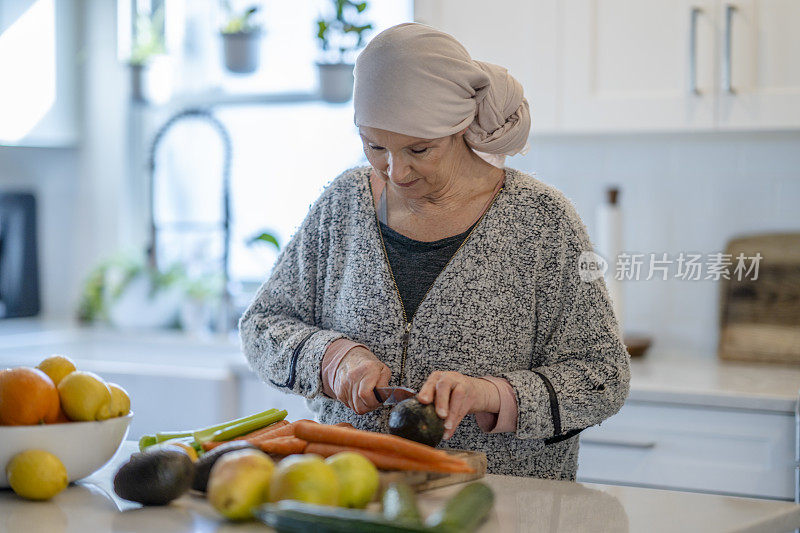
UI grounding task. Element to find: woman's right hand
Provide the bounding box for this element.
[332,346,391,415]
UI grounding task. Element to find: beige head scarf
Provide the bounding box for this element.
[353,23,531,167]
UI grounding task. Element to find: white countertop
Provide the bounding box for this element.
[1,318,798,413]
[0,441,798,533]
[628,355,800,412]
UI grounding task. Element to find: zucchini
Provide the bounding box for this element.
[425,482,495,533]
[382,483,423,526]
[255,501,428,533]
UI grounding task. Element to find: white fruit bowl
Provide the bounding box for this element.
[0,413,132,488]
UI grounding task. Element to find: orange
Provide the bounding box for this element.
[48,406,71,424]
[0,367,61,425]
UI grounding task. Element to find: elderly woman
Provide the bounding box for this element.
[240,23,630,479]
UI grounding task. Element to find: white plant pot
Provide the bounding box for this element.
[222,31,263,74]
[316,62,355,103]
[108,273,183,330]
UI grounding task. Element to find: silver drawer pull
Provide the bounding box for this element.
[723,4,737,94]
[581,436,657,449]
[688,7,702,95]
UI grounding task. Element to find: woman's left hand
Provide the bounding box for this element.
[417,371,499,440]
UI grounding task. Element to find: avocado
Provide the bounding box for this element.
[192,440,257,492]
[388,398,445,447]
[113,449,194,505]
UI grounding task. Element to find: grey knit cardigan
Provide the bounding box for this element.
[240,165,630,480]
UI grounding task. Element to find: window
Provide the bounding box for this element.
[147,1,412,284]
[0,0,78,146]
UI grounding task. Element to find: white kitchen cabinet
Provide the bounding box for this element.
[561,0,717,132]
[577,400,797,500]
[717,0,800,130]
[414,0,560,132]
[561,0,800,132]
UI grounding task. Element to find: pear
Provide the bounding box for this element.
[268,454,340,506]
[207,449,275,520]
[326,452,379,508]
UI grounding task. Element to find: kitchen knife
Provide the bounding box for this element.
[373,386,417,406]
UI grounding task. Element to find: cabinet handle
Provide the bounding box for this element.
[723,4,737,94]
[581,436,657,449]
[689,7,702,95]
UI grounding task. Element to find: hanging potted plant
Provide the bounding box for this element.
[128,7,168,103]
[315,0,373,103]
[220,2,264,74]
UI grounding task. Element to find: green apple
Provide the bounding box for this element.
[207,449,275,520]
[269,454,340,506]
[325,451,379,508]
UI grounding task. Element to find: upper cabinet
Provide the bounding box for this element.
[414,0,800,133]
[717,0,800,130]
[414,0,560,133]
[562,0,716,132]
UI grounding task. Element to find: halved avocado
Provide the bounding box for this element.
[113,449,194,505]
[388,398,445,447]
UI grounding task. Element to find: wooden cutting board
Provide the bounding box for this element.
[718,233,800,364]
[377,450,487,494]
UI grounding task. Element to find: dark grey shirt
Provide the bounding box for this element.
[379,220,478,320]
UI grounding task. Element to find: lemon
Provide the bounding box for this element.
[6,449,69,500]
[37,355,76,386]
[107,383,131,417]
[57,371,112,421]
[326,452,379,508]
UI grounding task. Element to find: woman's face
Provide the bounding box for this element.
[359,126,464,199]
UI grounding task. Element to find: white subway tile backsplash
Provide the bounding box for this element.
[516,132,800,356]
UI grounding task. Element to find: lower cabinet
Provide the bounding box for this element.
[577,401,796,500]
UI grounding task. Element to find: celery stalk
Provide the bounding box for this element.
[211,409,288,442]
[155,430,193,443]
[193,408,280,444]
[138,434,157,451]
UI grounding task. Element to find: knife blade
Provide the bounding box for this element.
[373,386,417,406]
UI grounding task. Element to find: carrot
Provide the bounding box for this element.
[333,422,354,428]
[305,443,474,474]
[201,420,293,451]
[250,423,296,441]
[256,436,308,455]
[292,421,463,466]
[234,419,290,440]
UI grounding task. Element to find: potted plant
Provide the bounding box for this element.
[128,7,168,103]
[220,2,264,74]
[77,254,185,330]
[315,0,373,103]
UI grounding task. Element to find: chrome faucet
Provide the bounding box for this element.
[146,108,233,332]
